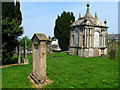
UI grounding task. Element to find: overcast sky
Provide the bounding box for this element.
[20,2,118,39]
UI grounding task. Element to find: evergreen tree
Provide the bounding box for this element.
[54,11,75,51]
[15,0,22,25]
[2,1,15,20]
[2,1,23,65]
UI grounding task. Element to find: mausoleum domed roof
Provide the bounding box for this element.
[71,3,107,27]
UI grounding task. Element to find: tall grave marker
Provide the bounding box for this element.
[18,44,21,64]
[30,33,49,84]
[24,40,28,64]
[110,39,116,60]
[49,37,53,59]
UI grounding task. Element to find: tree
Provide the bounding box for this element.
[15,0,22,25]
[2,18,23,64]
[19,36,32,51]
[2,1,23,65]
[2,1,16,20]
[54,11,75,51]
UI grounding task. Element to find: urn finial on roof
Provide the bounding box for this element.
[86,2,90,8]
[78,13,81,20]
[95,12,98,19]
[104,19,107,24]
[82,3,94,19]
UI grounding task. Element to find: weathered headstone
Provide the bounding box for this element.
[50,40,53,59]
[24,40,28,64]
[30,33,48,84]
[18,44,21,64]
[46,37,52,54]
[112,39,116,50]
[109,39,116,60]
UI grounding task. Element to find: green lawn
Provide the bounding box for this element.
[2,48,119,88]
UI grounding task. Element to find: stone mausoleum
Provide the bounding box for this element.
[69,3,108,57]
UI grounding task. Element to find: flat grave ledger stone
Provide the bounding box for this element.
[30,33,50,84]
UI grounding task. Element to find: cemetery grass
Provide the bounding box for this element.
[2,48,119,88]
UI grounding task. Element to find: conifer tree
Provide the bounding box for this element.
[15,0,22,25]
[2,1,15,19]
[2,1,23,64]
[54,11,75,51]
